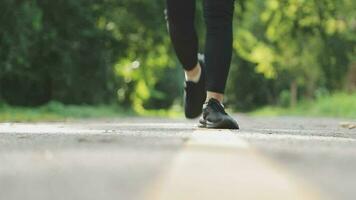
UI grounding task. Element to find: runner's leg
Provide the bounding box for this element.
[166,0,198,71]
[203,0,235,94]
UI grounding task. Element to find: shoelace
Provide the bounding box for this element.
[206,99,227,115]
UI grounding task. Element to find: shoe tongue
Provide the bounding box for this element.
[206,98,227,115]
[208,98,224,108]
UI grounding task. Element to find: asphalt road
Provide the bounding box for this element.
[0,115,355,200]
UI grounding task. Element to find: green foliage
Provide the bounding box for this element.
[278,90,292,108]
[226,0,356,110]
[0,0,119,106]
[252,92,356,118]
[144,66,184,110]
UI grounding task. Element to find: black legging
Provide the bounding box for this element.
[166,0,235,94]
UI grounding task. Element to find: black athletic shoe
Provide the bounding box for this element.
[184,60,206,119]
[199,98,239,129]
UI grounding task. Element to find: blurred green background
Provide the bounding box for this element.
[0,0,355,121]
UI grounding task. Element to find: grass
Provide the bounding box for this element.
[2,92,355,122]
[251,92,356,119]
[0,101,134,122]
[0,101,185,122]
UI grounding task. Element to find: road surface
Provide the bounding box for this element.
[0,115,355,200]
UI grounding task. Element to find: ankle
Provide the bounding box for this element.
[206,91,224,103]
[185,63,201,82]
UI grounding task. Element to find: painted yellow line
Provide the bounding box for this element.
[146,129,322,200]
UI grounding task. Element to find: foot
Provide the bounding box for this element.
[199,98,239,129]
[184,59,206,119]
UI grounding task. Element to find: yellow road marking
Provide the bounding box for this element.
[146,129,322,200]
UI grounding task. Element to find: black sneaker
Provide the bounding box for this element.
[199,98,239,129]
[184,60,206,119]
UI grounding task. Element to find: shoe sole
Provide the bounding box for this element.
[199,119,239,130]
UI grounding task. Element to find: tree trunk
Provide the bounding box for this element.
[290,80,297,107]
